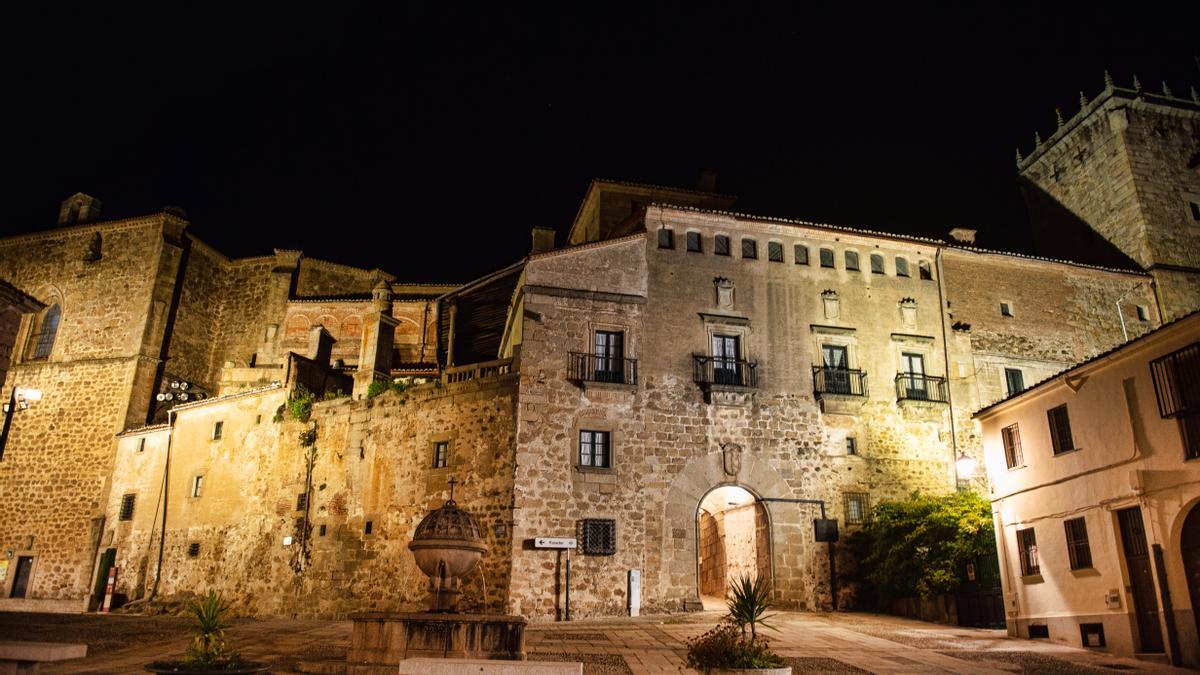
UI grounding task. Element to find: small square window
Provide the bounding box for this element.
[191,475,204,498]
[844,251,859,271]
[657,228,674,249]
[433,441,449,468]
[1028,624,1049,639]
[686,231,702,253]
[318,524,327,537]
[212,421,223,440]
[819,248,835,268]
[794,244,809,265]
[579,430,611,468]
[119,493,136,521]
[1000,302,1013,317]
[1079,623,1105,648]
[895,257,910,277]
[187,542,200,558]
[741,239,757,259]
[296,492,308,511]
[581,518,616,555]
[870,254,884,274]
[846,437,857,455]
[714,235,731,256]
[767,242,784,262]
[1135,305,1149,322]
[843,492,869,525]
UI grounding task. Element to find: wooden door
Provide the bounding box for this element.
[9,556,33,598]
[1117,507,1164,653]
[1181,505,1200,646]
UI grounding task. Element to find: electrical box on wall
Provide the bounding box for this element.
[1104,589,1122,609]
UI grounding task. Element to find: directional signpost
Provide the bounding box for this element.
[534,537,576,620]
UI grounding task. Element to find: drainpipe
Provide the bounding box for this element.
[934,249,961,488]
[149,408,175,600]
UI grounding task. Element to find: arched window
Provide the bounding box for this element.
[29,304,61,360]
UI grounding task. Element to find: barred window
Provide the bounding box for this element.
[741,239,757,259]
[1047,404,1075,455]
[1017,527,1039,576]
[767,242,784,262]
[895,257,910,277]
[1002,423,1023,469]
[1183,414,1200,460]
[686,231,702,253]
[714,235,731,256]
[870,253,885,274]
[433,441,449,468]
[843,492,869,525]
[187,542,200,558]
[28,304,61,360]
[296,492,308,511]
[844,251,860,271]
[1064,517,1092,570]
[581,518,616,555]
[119,493,136,521]
[579,430,610,468]
[657,228,674,249]
[794,244,809,265]
[819,248,835,268]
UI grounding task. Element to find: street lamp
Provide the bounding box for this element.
[955,452,979,492]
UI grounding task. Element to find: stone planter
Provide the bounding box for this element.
[708,668,791,675]
[143,661,268,674]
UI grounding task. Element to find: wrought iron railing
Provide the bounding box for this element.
[812,366,868,397]
[693,355,758,388]
[1150,341,1199,418]
[568,352,638,385]
[895,373,949,403]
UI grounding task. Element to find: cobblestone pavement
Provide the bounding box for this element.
[2,610,1192,674]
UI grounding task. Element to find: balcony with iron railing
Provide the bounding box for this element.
[693,355,758,394]
[568,352,638,388]
[895,373,949,404]
[812,366,868,415]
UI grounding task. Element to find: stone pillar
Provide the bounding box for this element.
[353,280,397,399]
[307,325,335,365]
[256,249,301,366]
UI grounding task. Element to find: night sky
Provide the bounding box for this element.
[3,5,1198,283]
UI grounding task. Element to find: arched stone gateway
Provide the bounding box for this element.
[661,446,820,612]
[1181,502,1200,653]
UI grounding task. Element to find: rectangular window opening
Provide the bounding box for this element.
[1047,404,1075,455]
[657,228,674,249]
[579,430,611,468]
[1002,423,1023,469]
[433,441,449,468]
[1135,305,1149,322]
[1005,368,1025,396]
[819,248,835,268]
[1000,302,1013,317]
[1183,414,1200,460]
[1064,517,1093,570]
[212,421,223,440]
[767,241,784,262]
[843,492,869,525]
[741,239,757,259]
[581,518,616,555]
[191,475,204,498]
[895,257,910,277]
[714,235,730,256]
[365,520,373,535]
[870,254,885,274]
[296,492,308,511]
[918,261,933,280]
[119,493,136,521]
[795,244,809,265]
[187,542,200,558]
[1017,527,1040,576]
[844,251,860,271]
[686,231,702,253]
[846,437,857,455]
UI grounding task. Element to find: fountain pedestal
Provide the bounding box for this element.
[348,612,526,663]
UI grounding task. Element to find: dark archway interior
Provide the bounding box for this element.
[1182,504,1200,641]
[697,485,770,610]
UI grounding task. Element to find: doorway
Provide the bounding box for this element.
[1181,504,1200,645]
[9,556,33,598]
[1117,507,1164,653]
[697,485,771,610]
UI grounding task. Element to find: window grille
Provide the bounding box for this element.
[767,242,783,262]
[845,251,860,271]
[819,248,835,268]
[433,441,449,468]
[843,492,869,525]
[1149,341,1199,419]
[895,257,910,277]
[1002,423,1023,468]
[741,239,757,259]
[119,493,136,521]
[1183,414,1200,460]
[581,518,616,555]
[1017,527,1039,576]
[657,228,674,249]
[29,304,60,360]
[187,542,200,558]
[686,231,702,252]
[870,254,884,274]
[296,492,308,511]
[794,244,809,265]
[714,235,730,256]
[579,430,610,468]
[1047,404,1074,455]
[1064,517,1092,570]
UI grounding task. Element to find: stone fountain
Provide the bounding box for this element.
[330,480,527,673]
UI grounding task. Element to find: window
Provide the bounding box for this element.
[657,228,674,249]
[846,437,857,455]
[741,239,757,259]
[1190,200,1200,222]
[686,231,702,253]
[1079,623,1106,648]
[767,241,784,262]
[714,235,731,256]
[255,414,262,425]
[821,344,853,395]
[318,524,327,536]
[1028,625,1050,639]
[844,492,869,524]
[1047,404,1075,455]
[579,430,610,468]
[1017,527,1039,576]
[1181,414,1200,460]
[1135,305,1149,321]
[187,543,200,558]
[119,493,136,521]
[918,261,933,280]
[1000,302,1013,317]
[1005,368,1025,396]
[794,245,809,265]
[593,330,625,383]
[711,334,742,385]
[900,352,927,399]
[365,520,373,534]
[895,257,910,277]
[212,421,223,440]
[191,475,204,498]
[1001,423,1023,468]
[581,518,616,555]
[433,441,449,468]
[819,248,835,268]
[137,438,146,453]
[1064,517,1093,570]
[844,251,860,271]
[296,492,308,511]
[870,253,884,274]
[28,304,61,360]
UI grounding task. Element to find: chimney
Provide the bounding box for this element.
[58,193,102,227]
[948,227,977,245]
[531,226,556,254]
[695,170,718,193]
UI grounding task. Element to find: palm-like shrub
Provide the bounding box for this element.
[726,574,776,640]
[183,591,233,667]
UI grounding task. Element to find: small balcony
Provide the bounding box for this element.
[812,366,868,415]
[895,373,949,404]
[693,355,758,391]
[568,352,638,388]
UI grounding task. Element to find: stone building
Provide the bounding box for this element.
[0,75,1197,621]
[975,311,1200,667]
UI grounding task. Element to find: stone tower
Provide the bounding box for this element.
[1017,76,1200,320]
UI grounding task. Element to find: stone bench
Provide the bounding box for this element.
[0,642,87,674]
[398,659,581,675]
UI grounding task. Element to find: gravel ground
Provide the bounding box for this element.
[0,611,194,655]
[782,656,872,673]
[939,650,1150,674]
[528,651,633,675]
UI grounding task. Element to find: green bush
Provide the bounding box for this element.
[366,378,411,400]
[685,621,784,671]
[850,490,996,608]
[287,385,315,422]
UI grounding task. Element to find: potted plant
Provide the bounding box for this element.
[145,591,267,674]
[685,574,790,674]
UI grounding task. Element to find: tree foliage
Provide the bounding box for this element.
[850,490,995,608]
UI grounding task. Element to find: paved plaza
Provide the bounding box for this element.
[1,609,1193,674]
